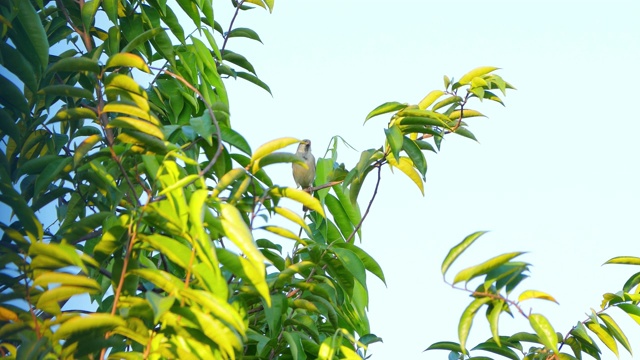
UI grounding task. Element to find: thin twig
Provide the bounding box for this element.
[221,0,246,53]
[345,163,382,243]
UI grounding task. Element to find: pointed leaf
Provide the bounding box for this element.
[453,252,524,285]
[529,313,559,354]
[518,290,559,304]
[459,297,491,353]
[364,101,407,122]
[441,231,488,276]
[458,66,500,85]
[418,90,444,110]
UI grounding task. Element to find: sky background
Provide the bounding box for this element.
[214,1,640,358]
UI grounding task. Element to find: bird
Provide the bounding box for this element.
[292,139,316,210]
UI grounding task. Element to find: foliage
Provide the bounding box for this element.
[426,232,640,360]
[0,0,511,359]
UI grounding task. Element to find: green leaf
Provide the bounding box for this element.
[0,74,29,114]
[283,331,306,360]
[471,341,520,360]
[264,293,287,337]
[453,127,478,142]
[325,194,353,240]
[121,27,165,54]
[16,0,49,71]
[617,303,640,326]
[459,297,491,353]
[453,252,524,285]
[402,137,427,179]
[424,341,462,352]
[236,71,272,94]
[441,231,488,276]
[529,313,559,354]
[604,256,640,265]
[38,85,94,100]
[458,66,500,85]
[333,247,367,289]
[227,27,263,43]
[334,242,385,285]
[364,101,407,122]
[258,152,305,170]
[48,56,100,74]
[222,50,256,74]
[139,234,192,270]
[220,125,252,154]
[0,42,38,92]
[384,125,403,161]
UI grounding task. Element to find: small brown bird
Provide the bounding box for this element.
[292,139,316,190]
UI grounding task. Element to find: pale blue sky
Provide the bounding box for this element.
[219,1,640,358]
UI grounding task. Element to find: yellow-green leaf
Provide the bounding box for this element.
[459,297,491,354]
[518,290,559,304]
[33,272,100,290]
[274,206,310,234]
[220,203,270,306]
[364,101,408,122]
[458,66,500,85]
[529,313,559,354]
[604,256,640,265]
[53,313,126,342]
[269,187,325,217]
[108,116,164,139]
[250,137,299,164]
[449,109,485,120]
[105,53,151,73]
[386,153,424,195]
[102,102,160,125]
[74,134,101,166]
[157,174,199,196]
[598,313,632,355]
[418,90,444,110]
[441,231,487,276]
[586,320,618,357]
[453,252,524,285]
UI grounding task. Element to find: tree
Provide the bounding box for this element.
[0,0,518,359]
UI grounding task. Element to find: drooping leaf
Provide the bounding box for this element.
[459,297,491,353]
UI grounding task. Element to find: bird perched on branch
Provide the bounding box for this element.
[292,139,316,210]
